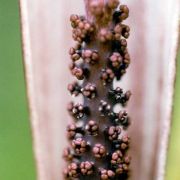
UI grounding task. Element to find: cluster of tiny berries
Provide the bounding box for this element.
[63,0,131,179]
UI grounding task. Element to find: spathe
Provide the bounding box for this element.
[19,0,179,179]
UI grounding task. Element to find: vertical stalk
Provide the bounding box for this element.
[64,0,131,179]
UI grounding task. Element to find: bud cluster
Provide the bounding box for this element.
[63,1,131,179]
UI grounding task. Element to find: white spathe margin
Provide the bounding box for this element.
[19,0,45,179]
[157,0,180,179]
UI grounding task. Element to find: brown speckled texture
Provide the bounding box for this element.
[64,1,131,179]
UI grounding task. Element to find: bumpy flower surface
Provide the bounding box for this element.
[63,1,131,179]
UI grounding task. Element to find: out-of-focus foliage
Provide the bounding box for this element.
[0,0,36,179]
[166,49,180,180]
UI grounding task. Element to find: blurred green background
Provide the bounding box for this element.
[0,0,36,179]
[0,0,179,180]
[166,51,180,180]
